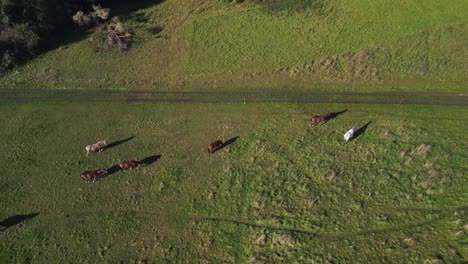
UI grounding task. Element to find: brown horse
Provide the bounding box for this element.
[310,112,331,126]
[119,160,141,171]
[208,140,224,154]
[80,169,107,183]
[85,140,107,156]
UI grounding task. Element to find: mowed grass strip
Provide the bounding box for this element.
[0,102,467,262]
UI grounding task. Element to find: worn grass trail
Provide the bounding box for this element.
[0,102,467,262]
[0,89,467,105]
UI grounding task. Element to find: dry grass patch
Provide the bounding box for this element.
[415,144,432,158]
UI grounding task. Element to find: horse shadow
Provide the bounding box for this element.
[215,136,239,153]
[101,155,162,179]
[140,155,162,166]
[350,121,372,141]
[102,165,121,178]
[328,110,347,121]
[103,137,135,152]
[0,213,39,231]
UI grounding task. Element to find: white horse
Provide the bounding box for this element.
[344,126,357,142]
[85,140,107,156]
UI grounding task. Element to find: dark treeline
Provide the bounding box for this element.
[0,0,98,74]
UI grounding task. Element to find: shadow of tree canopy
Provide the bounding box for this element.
[250,0,333,15]
[101,0,166,17]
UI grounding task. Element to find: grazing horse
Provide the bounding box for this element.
[310,112,331,126]
[344,125,357,142]
[80,169,107,183]
[119,160,141,171]
[85,140,107,156]
[208,140,224,154]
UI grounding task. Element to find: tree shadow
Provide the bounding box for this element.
[218,136,239,152]
[148,26,164,36]
[140,155,162,166]
[1,0,168,76]
[254,0,332,15]
[102,0,167,17]
[328,109,347,120]
[103,136,135,152]
[350,121,372,141]
[0,213,39,231]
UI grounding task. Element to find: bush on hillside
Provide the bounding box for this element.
[90,17,132,53]
[0,24,40,75]
[72,5,110,27]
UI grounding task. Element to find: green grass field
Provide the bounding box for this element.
[0,0,467,262]
[0,0,467,92]
[1,102,467,262]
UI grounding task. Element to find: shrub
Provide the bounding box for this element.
[72,5,110,27]
[90,17,132,53]
[0,24,39,74]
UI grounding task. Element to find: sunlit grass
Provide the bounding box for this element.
[0,102,466,262]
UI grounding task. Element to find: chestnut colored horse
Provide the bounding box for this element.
[208,140,224,154]
[80,169,107,183]
[310,112,331,126]
[119,160,141,171]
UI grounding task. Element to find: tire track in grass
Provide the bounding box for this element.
[192,205,468,240]
[0,88,467,97]
[1,96,467,106]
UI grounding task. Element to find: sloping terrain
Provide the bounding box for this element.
[0,0,466,92]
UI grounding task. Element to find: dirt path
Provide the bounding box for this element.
[1,97,467,106]
[0,88,466,97]
[0,89,467,105]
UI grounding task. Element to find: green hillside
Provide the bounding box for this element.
[0,0,467,92]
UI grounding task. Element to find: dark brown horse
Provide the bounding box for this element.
[310,112,331,126]
[119,160,141,171]
[80,169,107,183]
[208,140,224,154]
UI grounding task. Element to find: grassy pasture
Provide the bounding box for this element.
[0,102,467,262]
[0,0,466,92]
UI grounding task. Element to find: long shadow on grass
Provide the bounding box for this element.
[212,136,239,153]
[0,213,39,231]
[193,211,457,240]
[102,165,122,178]
[350,121,372,142]
[329,109,347,120]
[103,136,135,152]
[2,0,167,77]
[101,0,167,17]
[140,155,162,166]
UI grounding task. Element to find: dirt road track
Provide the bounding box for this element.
[0,88,467,97]
[0,89,467,105]
[1,97,467,105]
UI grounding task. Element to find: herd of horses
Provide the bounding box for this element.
[81,141,143,182]
[81,110,355,183]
